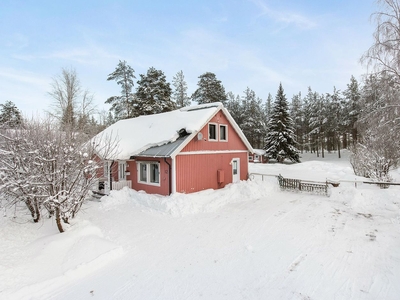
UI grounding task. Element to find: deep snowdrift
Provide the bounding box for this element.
[1,151,400,300]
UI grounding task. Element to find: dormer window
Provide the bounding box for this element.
[209,123,217,140]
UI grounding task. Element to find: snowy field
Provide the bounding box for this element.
[1,151,400,300]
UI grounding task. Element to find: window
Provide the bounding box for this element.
[137,162,160,185]
[232,160,238,175]
[139,163,147,182]
[209,123,217,140]
[118,161,127,180]
[104,161,110,178]
[219,124,227,141]
[150,163,160,184]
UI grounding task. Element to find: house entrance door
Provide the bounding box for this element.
[232,158,240,183]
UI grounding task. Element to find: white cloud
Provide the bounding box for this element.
[0,68,48,86]
[249,0,317,30]
[5,33,29,49]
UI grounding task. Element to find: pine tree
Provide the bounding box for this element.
[172,70,191,108]
[343,75,361,144]
[264,83,300,163]
[308,92,328,158]
[326,87,344,157]
[264,93,273,124]
[226,92,243,126]
[191,72,226,105]
[106,60,136,120]
[302,87,317,153]
[135,67,175,115]
[0,101,23,128]
[290,92,303,153]
[240,87,265,148]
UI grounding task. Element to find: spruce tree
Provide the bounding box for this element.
[264,83,300,163]
[0,101,23,128]
[191,72,226,105]
[135,67,175,115]
[172,70,191,108]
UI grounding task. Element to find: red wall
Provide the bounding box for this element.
[127,158,171,196]
[176,110,249,193]
[175,152,248,193]
[181,110,247,152]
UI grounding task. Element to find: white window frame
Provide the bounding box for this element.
[104,161,110,178]
[208,123,218,141]
[219,124,228,141]
[118,161,127,181]
[137,161,161,186]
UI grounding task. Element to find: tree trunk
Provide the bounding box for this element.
[25,198,35,219]
[55,207,64,233]
[33,197,40,223]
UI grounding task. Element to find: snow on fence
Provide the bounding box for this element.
[248,173,276,181]
[249,172,400,190]
[112,180,132,191]
[277,174,329,196]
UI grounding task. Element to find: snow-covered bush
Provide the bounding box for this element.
[0,119,117,232]
[350,143,393,185]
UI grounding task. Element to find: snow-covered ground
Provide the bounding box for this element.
[1,151,400,299]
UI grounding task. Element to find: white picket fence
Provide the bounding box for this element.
[112,180,132,191]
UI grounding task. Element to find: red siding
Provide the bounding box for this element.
[128,158,171,196]
[176,109,250,193]
[175,152,248,193]
[181,110,247,152]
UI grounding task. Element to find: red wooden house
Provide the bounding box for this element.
[249,149,268,163]
[93,103,254,195]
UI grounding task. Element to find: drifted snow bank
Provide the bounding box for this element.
[100,180,272,217]
[0,217,123,300]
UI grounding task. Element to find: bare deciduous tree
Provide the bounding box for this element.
[361,0,400,82]
[48,68,96,132]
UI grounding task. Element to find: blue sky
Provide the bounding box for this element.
[1,0,376,117]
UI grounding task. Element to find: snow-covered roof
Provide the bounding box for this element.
[253,149,266,156]
[93,102,252,160]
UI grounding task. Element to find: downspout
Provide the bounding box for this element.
[164,157,172,195]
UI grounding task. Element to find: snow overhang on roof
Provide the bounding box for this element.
[92,103,223,160]
[253,149,266,156]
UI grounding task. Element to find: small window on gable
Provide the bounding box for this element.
[209,123,217,140]
[219,124,227,141]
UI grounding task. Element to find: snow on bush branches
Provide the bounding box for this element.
[0,120,117,232]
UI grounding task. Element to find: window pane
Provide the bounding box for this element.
[150,163,159,183]
[119,162,126,180]
[233,161,238,175]
[220,125,226,140]
[140,163,147,182]
[209,124,216,140]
